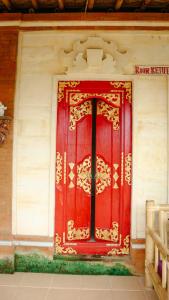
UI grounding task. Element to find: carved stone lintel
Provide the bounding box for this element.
[0,116,11,146]
[62,37,129,75]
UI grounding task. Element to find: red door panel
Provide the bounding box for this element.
[55,81,132,256]
[66,107,92,241]
[95,100,121,243]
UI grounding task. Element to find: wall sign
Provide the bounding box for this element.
[135,65,169,75]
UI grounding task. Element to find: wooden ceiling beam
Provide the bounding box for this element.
[58,0,64,10]
[87,0,95,10]
[31,0,38,9]
[140,0,151,10]
[1,0,12,10]
[114,0,124,11]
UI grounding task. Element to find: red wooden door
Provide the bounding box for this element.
[55,81,132,256]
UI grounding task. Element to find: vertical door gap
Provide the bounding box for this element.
[91,98,97,239]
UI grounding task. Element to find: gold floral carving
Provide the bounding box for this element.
[110,81,132,104]
[55,233,77,254]
[69,92,120,107]
[69,101,92,130]
[125,153,132,185]
[77,156,91,194]
[96,222,119,242]
[58,81,80,102]
[96,156,111,194]
[77,156,111,195]
[108,235,130,255]
[56,152,62,184]
[67,220,90,240]
[97,101,119,130]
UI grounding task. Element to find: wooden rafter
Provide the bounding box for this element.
[87,0,95,10]
[1,0,11,10]
[114,0,124,11]
[31,0,38,9]
[141,0,151,8]
[58,0,64,10]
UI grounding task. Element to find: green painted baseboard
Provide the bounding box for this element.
[15,253,133,275]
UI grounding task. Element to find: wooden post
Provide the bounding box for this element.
[145,200,155,288]
[167,262,169,300]
[155,245,158,272]
[159,210,165,262]
[162,258,167,289]
[159,210,165,242]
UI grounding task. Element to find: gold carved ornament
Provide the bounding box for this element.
[96,156,111,194]
[69,101,92,130]
[97,101,119,130]
[55,233,77,255]
[58,81,80,102]
[68,162,75,188]
[113,163,119,189]
[76,156,111,195]
[77,156,91,194]
[69,100,119,131]
[69,92,120,107]
[96,222,119,242]
[107,235,130,255]
[67,220,90,241]
[56,152,62,184]
[110,81,132,104]
[125,153,132,185]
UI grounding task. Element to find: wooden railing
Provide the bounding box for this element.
[145,200,169,300]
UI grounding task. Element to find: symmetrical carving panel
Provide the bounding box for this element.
[67,220,90,241]
[61,37,129,75]
[97,101,119,130]
[77,156,111,195]
[96,222,119,242]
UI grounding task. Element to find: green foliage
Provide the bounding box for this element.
[15,253,132,275]
[0,258,14,274]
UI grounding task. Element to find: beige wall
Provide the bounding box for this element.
[13,30,168,240]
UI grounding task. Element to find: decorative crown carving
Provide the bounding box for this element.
[61,37,129,74]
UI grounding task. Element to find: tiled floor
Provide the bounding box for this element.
[0,273,158,300]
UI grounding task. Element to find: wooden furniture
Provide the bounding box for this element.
[145,200,169,300]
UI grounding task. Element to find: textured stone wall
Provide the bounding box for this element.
[13,31,168,240]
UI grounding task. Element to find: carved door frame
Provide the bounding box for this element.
[53,75,133,256]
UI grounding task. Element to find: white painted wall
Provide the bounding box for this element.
[13,30,168,239]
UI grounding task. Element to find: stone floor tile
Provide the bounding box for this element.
[111,291,147,300]
[0,286,18,300]
[79,290,113,300]
[46,288,81,300]
[137,276,145,289]
[81,275,112,289]
[51,274,83,289]
[110,276,142,290]
[0,273,24,286]
[15,287,48,300]
[144,290,159,300]
[21,272,53,287]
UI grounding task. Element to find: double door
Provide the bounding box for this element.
[55,80,132,255]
